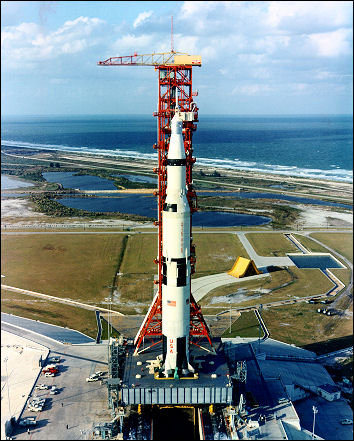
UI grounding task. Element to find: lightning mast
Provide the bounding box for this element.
[98,22,213,357]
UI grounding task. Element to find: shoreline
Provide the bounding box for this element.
[1,146,352,229]
[1,143,353,185]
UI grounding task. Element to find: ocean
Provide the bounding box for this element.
[1,114,353,182]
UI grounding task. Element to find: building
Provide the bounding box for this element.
[222,337,353,440]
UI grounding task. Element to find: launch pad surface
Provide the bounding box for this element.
[120,338,233,405]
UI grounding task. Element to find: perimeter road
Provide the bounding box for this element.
[1,285,124,316]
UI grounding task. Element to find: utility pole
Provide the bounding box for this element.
[312,405,318,439]
[4,357,11,417]
[258,304,263,352]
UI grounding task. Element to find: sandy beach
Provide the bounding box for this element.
[1,149,352,229]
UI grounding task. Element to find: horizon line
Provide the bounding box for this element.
[2,113,353,118]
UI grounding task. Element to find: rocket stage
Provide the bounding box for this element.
[120,337,233,405]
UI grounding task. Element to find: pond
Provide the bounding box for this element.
[57,195,271,227]
[43,172,352,209]
[42,171,117,190]
[1,175,34,189]
[114,173,157,184]
[288,254,345,270]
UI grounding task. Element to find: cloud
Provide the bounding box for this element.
[308,28,352,57]
[266,1,353,32]
[1,1,352,114]
[112,33,157,55]
[133,11,153,28]
[231,84,274,96]
[1,16,106,68]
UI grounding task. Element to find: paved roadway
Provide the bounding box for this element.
[316,346,353,362]
[237,232,295,268]
[1,321,111,440]
[1,313,94,344]
[1,227,352,234]
[302,233,353,309]
[191,272,268,302]
[1,286,124,317]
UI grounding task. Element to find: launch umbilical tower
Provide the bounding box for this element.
[98,49,213,365]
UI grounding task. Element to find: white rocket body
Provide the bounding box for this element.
[162,112,193,377]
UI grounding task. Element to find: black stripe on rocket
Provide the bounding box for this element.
[166,158,187,166]
[162,256,190,287]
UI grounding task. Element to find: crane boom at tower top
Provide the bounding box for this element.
[98,51,202,67]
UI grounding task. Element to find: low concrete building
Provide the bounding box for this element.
[316,384,341,401]
[222,337,353,440]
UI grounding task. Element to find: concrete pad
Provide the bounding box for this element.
[1,330,49,439]
[237,232,294,268]
[192,272,268,302]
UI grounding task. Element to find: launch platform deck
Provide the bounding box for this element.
[121,338,233,405]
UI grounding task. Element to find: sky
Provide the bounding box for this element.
[1,1,353,115]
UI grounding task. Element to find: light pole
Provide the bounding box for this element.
[229,298,232,334]
[312,405,318,439]
[258,304,263,353]
[4,357,11,417]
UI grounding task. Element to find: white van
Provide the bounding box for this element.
[341,419,353,425]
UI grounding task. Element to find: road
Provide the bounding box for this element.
[1,285,124,316]
[302,233,353,309]
[2,228,352,316]
[1,313,95,344]
[1,226,352,234]
[316,346,353,362]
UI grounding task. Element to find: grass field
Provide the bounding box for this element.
[1,232,246,315]
[2,231,351,348]
[193,233,248,276]
[1,288,99,338]
[1,233,126,305]
[262,302,353,348]
[310,232,353,263]
[120,234,157,274]
[200,267,334,312]
[293,234,329,253]
[329,268,352,286]
[221,311,263,338]
[246,233,299,256]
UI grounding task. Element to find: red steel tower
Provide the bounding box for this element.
[98,51,214,357]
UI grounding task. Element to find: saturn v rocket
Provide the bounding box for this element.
[161,109,194,378]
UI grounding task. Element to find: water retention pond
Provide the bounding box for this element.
[41,172,272,227]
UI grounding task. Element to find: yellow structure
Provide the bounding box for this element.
[228,257,261,278]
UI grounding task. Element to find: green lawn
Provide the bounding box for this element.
[1,234,125,304]
[1,232,247,315]
[310,232,353,263]
[193,233,248,276]
[262,302,353,347]
[293,234,329,253]
[120,234,157,274]
[1,288,99,338]
[200,267,334,312]
[246,233,299,256]
[221,311,263,338]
